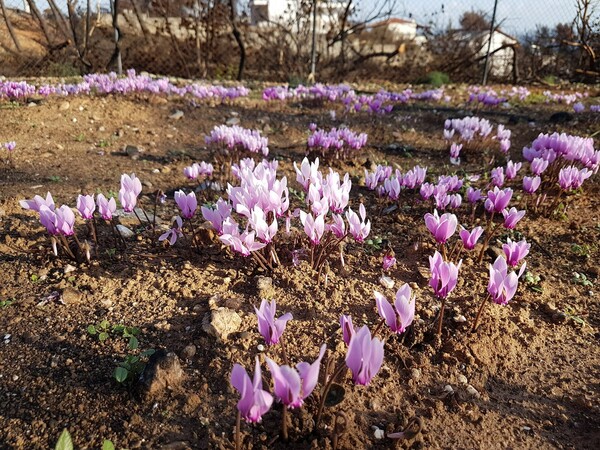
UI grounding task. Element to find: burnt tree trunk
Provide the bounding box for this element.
[0,0,22,52]
[228,0,246,81]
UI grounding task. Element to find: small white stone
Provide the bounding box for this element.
[379,276,395,289]
[454,315,467,323]
[12,375,18,381]
[374,428,385,440]
[3,334,11,341]
[457,374,468,384]
[466,384,480,398]
[116,225,135,238]
[257,344,265,352]
[63,264,76,274]
[522,426,531,432]
[443,384,454,394]
[152,168,160,173]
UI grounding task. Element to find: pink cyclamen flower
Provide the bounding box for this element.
[266,345,326,408]
[502,207,525,229]
[299,211,325,245]
[76,194,95,220]
[484,187,513,213]
[96,194,116,220]
[174,190,198,219]
[55,205,76,236]
[491,167,505,187]
[345,325,384,386]
[450,143,462,159]
[523,176,541,194]
[340,315,355,346]
[466,187,482,204]
[502,238,530,267]
[488,256,526,305]
[183,164,199,180]
[20,192,55,212]
[4,141,16,151]
[119,173,142,212]
[254,299,293,346]
[346,203,371,242]
[505,161,522,180]
[382,253,396,271]
[429,251,461,299]
[230,357,273,423]
[158,216,183,246]
[530,157,549,175]
[374,284,415,334]
[459,226,484,250]
[201,198,232,235]
[39,205,59,235]
[424,210,457,244]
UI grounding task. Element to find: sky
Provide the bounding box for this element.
[5,0,580,36]
[363,0,579,36]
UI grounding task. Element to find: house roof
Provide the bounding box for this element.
[451,28,519,44]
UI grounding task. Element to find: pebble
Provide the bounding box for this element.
[466,384,480,398]
[457,374,468,384]
[443,384,454,394]
[202,307,242,341]
[12,375,19,381]
[169,110,184,120]
[226,117,240,126]
[116,225,135,238]
[181,344,197,359]
[152,168,160,173]
[162,167,171,174]
[59,101,70,111]
[454,315,467,323]
[411,368,421,380]
[256,276,275,299]
[63,264,76,274]
[379,276,394,289]
[126,145,140,159]
[373,428,385,440]
[257,344,265,352]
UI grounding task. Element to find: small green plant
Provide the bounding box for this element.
[572,272,593,287]
[563,306,587,327]
[114,349,155,384]
[102,440,115,450]
[48,175,62,183]
[571,243,591,258]
[74,133,86,142]
[30,274,40,283]
[288,187,305,202]
[524,271,542,293]
[97,139,110,148]
[88,321,140,349]
[419,71,451,87]
[0,299,14,307]
[55,429,73,450]
[105,248,117,257]
[365,236,383,252]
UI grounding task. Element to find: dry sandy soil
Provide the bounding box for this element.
[0,86,599,449]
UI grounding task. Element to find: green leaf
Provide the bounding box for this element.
[87,325,97,335]
[102,440,115,450]
[128,336,139,350]
[114,367,129,383]
[55,429,73,450]
[100,320,110,330]
[112,324,125,333]
[99,332,109,342]
[141,349,156,357]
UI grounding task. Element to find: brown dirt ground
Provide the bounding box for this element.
[0,89,599,450]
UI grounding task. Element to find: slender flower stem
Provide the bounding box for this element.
[472,294,491,332]
[133,208,145,227]
[282,405,289,441]
[437,298,446,338]
[59,235,77,260]
[441,243,447,261]
[235,410,241,450]
[279,335,290,366]
[315,361,347,427]
[372,318,386,339]
[477,211,495,264]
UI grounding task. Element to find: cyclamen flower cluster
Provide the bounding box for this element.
[3,70,248,102]
[307,127,368,159]
[523,132,599,174]
[364,164,427,201]
[183,161,214,180]
[3,141,16,151]
[543,90,585,105]
[467,86,507,106]
[444,117,511,159]
[205,125,269,157]
[420,174,463,210]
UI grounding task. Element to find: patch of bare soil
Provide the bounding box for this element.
[0,91,599,449]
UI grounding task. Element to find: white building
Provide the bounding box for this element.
[249,0,346,29]
[463,29,518,77]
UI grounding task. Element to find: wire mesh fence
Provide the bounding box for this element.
[0,0,598,82]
